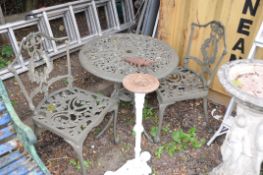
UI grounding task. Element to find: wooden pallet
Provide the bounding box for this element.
[0,80,49,175]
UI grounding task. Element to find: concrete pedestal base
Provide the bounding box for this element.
[104,151,152,175]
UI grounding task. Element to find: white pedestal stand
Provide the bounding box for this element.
[210,60,263,175]
[105,73,159,175]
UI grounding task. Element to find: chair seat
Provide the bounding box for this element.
[157,67,208,103]
[33,87,114,143]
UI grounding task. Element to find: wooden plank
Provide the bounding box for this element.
[8,164,35,175]
[0,126,15,142]
[0,101,6,112]
[28,168,44,175]
[0,151,23,169]
[0,156,28,174]
[0,140,18,156]
[0,113,11,126]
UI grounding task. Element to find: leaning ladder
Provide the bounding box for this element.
[207,21,263,146]
[0,0,134,80]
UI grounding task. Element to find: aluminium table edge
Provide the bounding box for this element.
[79,33,179,83]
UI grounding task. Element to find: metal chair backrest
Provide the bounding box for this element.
[9,32,72,111]
[184,21,227,88]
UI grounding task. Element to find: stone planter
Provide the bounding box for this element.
[210,60,263,175]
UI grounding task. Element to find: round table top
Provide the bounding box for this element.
[79,33,179,83]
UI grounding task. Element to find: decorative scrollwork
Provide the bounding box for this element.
[21,33,54,86]
[201,21,224,65]
[35,88,111,140]
[158,68,205,100]
[80,34,178,82]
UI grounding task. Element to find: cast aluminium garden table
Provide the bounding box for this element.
[79,33,179,100]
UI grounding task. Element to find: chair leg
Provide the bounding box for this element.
[69,142,86,175]
[33,122,40,138]
[96,105,119,144]
[203,97,208,122]
[113,105,119,144]
[96,116,113,139]
[154,104,168,143]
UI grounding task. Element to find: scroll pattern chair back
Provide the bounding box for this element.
[155,21,227,143]
[184,21,227,88]
[9,32,72,111]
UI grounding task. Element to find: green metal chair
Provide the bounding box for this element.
[155,21,227,142]
[0,79,50,174]
[8,32,118,175]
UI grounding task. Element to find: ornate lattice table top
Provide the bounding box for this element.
[79,34,179,82]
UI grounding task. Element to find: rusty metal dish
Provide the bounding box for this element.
[122,73,159,93]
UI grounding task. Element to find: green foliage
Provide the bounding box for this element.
[154,127,205,159]
[162,124,171,134]
[0,57,10,69]
[143,105,155,120]
[155,145,165,159]
[121,143,131,153]
[150,126,158,138]
[11,99,17,106]
[69,159,91,171]
[1,45,13,58]
[0,45,13,69]
[142,105,159,125]
[63,79,69,85]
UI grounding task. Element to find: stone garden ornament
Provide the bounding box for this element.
[210,60,263,175]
